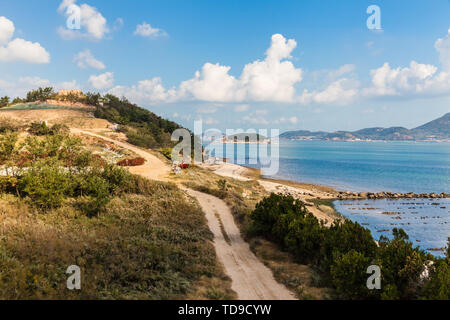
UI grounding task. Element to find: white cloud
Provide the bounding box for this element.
[435,29,450,72]
[0,16,14,46]
[58,0,109,40]
[178,63,241,102]
[234,104,249,112]
[18,76,51,87]
[74,49,105,69]
[299,78,359,105]
[362,61,449,97]
[108,77,177,104]
[0,16,50,64]
[89,72,114,90]
[113,18,124,31]
[328,64,356,79]
[362,30,450,99]
[179,34,302,103]
[134,22,167,38]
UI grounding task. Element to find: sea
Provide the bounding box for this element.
[205,140,450,256]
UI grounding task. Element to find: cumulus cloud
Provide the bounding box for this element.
[435,29,450,72]
[362,61,450,97]
[74,49,105,69]
[108,77,177,104]
[0,16,50,64]
[58,0,109,40]
[89,72,114,89]
[134,22,167,38]
[362,30,450,98]
[179,34,302,103]
[299,78,359,105]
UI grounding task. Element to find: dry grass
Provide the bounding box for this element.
[170,165,334,299]
[249,238,333,300]
[0,183,233,299]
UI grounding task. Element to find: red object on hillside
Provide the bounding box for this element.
[180,163,189,169]
[117,157,145,167]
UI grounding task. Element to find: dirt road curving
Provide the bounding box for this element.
[186,189,295,300]
[73,128,295,300]
[71,128,170,181]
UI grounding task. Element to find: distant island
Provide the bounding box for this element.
[280,112,450,142]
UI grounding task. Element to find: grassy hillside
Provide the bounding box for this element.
[94,94,183,149]
[0,119,233,299]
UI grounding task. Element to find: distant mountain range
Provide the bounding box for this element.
[280,113,450,142]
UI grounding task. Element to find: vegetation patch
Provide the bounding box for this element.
[249,193,449,300]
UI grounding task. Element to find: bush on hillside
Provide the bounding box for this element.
[249,194,443,300]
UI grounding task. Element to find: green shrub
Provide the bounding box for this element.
[421,259,450,300]
[101,164,131,195]
[0,176,18,193]
[320,220,377,273]
[79,175,111,216]
[376,229,427,300]
[284,212,324,264]
[19,159,71,209]
[250,193,310,244]
[330,250,375,299]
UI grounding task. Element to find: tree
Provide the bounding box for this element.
[11,97,24,104]
[85,92,101,106]
[26,87,55,102]
[0,96,10,108]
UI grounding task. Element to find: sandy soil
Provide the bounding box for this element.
[74,129,294,299]
[0,109,111,129]
[71,129,170,181]
[211,163,338,225]
[201,162,251,181]
[186,188,295,300]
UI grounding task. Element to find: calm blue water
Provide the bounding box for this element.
[206,141,450,255]
[207,141,450,193]
[334,198,450,256]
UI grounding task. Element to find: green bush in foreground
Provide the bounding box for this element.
[250,193,447,300]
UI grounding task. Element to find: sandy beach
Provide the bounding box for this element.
[201,161,341,226]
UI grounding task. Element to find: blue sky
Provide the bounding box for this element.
[0,0,449,132]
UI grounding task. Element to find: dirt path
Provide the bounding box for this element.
[72,129,295,300]
[71,128,170,181]
[186,189,295,300]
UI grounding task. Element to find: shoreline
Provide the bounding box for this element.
[205,160,449,200]
[204,161,449,256]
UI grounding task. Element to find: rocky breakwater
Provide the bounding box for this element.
[337,191,450,200]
